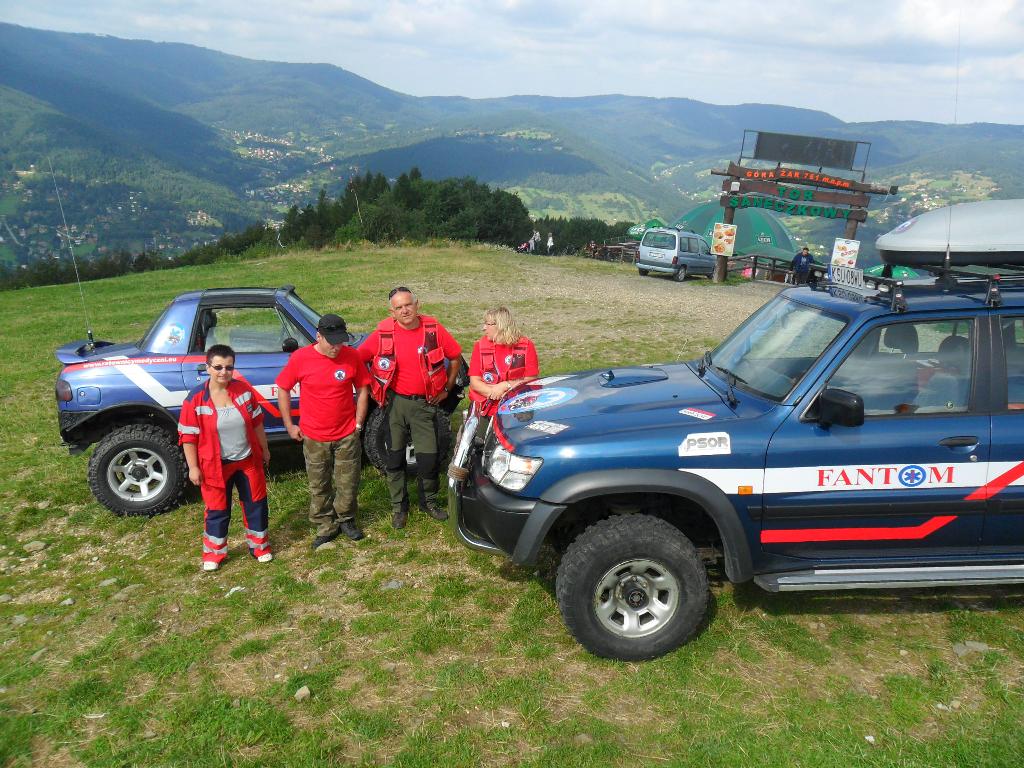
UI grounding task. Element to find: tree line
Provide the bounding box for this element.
[0,167,637,290]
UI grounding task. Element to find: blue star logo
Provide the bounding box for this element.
[898,464,927,487]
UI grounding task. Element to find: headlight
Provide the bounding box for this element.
[485,443,543,491]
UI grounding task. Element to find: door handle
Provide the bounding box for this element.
[939,436,978,448]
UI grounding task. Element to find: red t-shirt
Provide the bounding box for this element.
[361,319,462,396]
[468,337,539,380]
[275,344,369,441]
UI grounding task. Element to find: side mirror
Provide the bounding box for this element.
[282,337,299,354]
[819,387,864,428]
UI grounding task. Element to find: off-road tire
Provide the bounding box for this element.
[555,514,709,660]
[87,424,187,516]
[364,406,453,474]
[672,265,688,282]
[638,268,650,277]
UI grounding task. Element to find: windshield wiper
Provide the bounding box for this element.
[715,366,744,408]
[697,350,712,377]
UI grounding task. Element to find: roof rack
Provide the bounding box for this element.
[815,270,908,312]
[816,261,1024,312]
[919,264,1024,307]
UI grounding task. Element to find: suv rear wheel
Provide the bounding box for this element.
[87,424,187,516]
[638,268,650,277]
[672,265,688,282]
[556,514,708,660]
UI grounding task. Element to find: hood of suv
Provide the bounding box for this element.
[495,363,772,449]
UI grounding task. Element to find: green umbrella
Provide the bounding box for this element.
[626,218,667,241]
[669,202,797,259]
[864,264,920,279]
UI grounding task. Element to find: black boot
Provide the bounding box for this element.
[420,499,448,522]
[392,500,409,529]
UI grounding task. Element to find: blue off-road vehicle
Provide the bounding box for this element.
[56,286,462,516]
[448,200,1024,660]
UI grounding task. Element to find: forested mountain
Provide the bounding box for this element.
[2,22,1023,266]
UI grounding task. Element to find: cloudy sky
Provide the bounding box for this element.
[4,0,1023,124]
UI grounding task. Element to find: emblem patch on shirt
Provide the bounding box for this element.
[483,372,496,383]
[504,354,513,365]
[334,369,348,381]
[378,358,392,370]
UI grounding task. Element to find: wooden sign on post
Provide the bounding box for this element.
[719,194,868,222]
[721,179,871,207]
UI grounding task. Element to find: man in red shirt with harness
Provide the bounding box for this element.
[360,287,462,528]
[277,314,370,549]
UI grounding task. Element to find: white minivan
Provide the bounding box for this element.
[637,227,714,281]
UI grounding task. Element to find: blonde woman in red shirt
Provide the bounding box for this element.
[468,307,539,429]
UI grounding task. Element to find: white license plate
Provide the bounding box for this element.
[831,265,865,289]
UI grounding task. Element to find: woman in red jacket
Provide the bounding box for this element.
[178,344,272,571]
[468,307,539,427]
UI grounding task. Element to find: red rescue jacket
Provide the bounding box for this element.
[177,379,264,489]
[469,337,529,417]
[368,316,448,404]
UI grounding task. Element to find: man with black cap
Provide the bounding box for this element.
[276,313,370,549]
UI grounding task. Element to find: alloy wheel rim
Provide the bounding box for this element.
[593,558,680,638]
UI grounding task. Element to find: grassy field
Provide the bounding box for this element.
[1,244,1022,767]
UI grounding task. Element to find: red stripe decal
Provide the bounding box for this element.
[493,418,514,451]
[964,459,1024,501]
[760,515,957,544]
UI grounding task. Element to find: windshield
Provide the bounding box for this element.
[138,304,174,350]
[710,297,847,400]
[288,293,321,328]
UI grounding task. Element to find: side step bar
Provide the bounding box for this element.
[755,564,1024,592]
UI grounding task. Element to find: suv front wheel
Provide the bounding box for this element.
[87,424,188,516]
[555,514,709,660]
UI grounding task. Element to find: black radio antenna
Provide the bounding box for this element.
[944,3,963,272]
[47,157,94,351]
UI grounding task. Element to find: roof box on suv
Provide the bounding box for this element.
[877,199,1024,267]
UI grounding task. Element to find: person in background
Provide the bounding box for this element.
[277,314,370,550]
[179,344,272,572]
[361,287,462,529]
[791,245,814,285]
[547,232,554,255]
[468,307,539,432]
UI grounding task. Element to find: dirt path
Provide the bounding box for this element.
[424,257,786,365]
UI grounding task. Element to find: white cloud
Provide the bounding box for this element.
[3,0,1023,123]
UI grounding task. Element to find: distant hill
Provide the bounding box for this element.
[2,22,1023,264]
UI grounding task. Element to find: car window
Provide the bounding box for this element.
[197,307,307,354]
[683,237,698,253]
[829,319,974,416]
[1000,317,1024,409]
[641,232,676,249]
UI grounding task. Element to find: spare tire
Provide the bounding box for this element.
[364,406,453,474]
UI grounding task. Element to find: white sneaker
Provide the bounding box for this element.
[202,560,219,572]
[257,553,274,563]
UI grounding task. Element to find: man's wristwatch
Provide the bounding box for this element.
[356,422,363,430]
